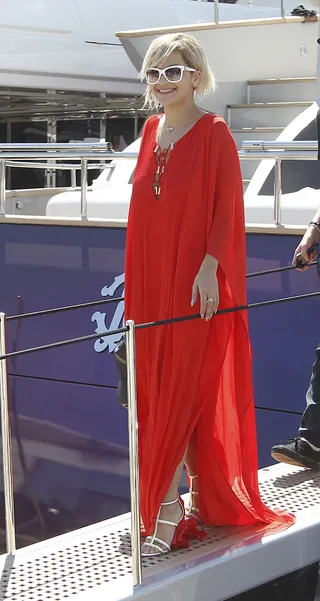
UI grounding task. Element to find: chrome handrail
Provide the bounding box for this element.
[242,140,318,152]
[0,142,114,152]
[6,161,113,170]
[238,151,316,160]
[0,152,135,160]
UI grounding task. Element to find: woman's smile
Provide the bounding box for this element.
[155,87,177,96]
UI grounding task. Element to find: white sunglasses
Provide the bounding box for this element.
[146,65,196,85]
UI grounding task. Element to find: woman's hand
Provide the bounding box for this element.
[191,255,219,320]
[292,225,320,271]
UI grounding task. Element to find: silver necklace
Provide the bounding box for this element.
[160,114,202,139]
[165,116,200,132]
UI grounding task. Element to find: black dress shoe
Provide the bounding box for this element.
[271,437,320,470]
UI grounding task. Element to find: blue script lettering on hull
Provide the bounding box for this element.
[92,273,125,353]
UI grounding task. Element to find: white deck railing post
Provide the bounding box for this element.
[126,320,142,587]
[0,160,6,216]
[80,158,88,220]
[0,312,16,554]
[274,158,282,225]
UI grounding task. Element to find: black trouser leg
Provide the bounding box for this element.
[299,110,320,440]
[316,106,320,160]
[298,344,320,447]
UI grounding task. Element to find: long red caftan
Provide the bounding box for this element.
[124,113,295,537]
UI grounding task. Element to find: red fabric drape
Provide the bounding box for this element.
[125,113,295,536]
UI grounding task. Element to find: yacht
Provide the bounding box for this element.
[0,3,320,601]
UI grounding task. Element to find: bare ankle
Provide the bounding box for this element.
[189,473,199,493]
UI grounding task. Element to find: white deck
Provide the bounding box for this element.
[0,463,320,601]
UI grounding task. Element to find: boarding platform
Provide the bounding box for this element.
[0,463,319,601]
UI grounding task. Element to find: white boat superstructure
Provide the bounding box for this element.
[113,0,320,191]
[0,0,146,95]
[0,0,317,102]
[116,15,319,115]
[4,0,315,96]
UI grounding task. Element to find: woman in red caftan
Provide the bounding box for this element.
[124,32,295,557]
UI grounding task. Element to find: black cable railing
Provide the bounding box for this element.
[4,260,317,323]
[6,296,124,322]
[0,289,319,361]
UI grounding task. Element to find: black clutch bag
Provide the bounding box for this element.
[113,337,128,408]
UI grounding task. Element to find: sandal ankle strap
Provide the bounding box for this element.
[158,518,179,527]
[161,496,179,506]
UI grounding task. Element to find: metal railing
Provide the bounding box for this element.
[242,140,319,152]
[0,305,141,582]
[240,139,319,225]
[126,321,142,585]
[7,161,114,193]
[3,142,114,198]
[0,313,15,555]
[0,140,317,223]
[0,144,135,219]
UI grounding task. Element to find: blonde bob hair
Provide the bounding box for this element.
[140,33,216,110]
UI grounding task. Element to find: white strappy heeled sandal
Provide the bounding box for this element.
[141,496,184,557]
[186,474,201,522]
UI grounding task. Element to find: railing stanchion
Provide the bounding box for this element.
[80,158,88,219]
[126,320,142,587]
[0,312,16,554]
[214,0,219,22]
[0,160,6,216]
[274,158,282,225]
[71,168,77,188]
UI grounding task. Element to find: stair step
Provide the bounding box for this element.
[228,101,313,109]
[248,77,316,86]
[232,127,284,132]
[247,78,317,102]
[230,78,316,183]
[228,102,313,128]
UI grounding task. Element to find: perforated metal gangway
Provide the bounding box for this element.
[0,463,319,601]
